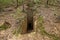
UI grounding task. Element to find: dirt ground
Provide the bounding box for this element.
[0,5,60,40]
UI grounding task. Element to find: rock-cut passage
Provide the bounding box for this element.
[27,22,33,32]
[27,15,33,32]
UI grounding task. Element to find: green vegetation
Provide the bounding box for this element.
[0,22,10,31]
[38,16,60,40]
[0,0,22,7]
[10,8,23,19]
[11,8,25,35]
[48,0,58,5]
[0,0,13,11]
[0,0,15,8]
[0,0,60,12]
[0,0,60,39]
[13,24,23,36]
[0,0,23,12]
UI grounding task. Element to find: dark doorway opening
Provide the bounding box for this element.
[27,22,33,32]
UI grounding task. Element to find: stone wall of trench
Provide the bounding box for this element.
[0,9,27,40]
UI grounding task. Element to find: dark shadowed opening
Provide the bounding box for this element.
[27,21,33,33]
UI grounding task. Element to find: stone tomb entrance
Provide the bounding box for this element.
[27,19,33,32]
[27,12,33,33]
